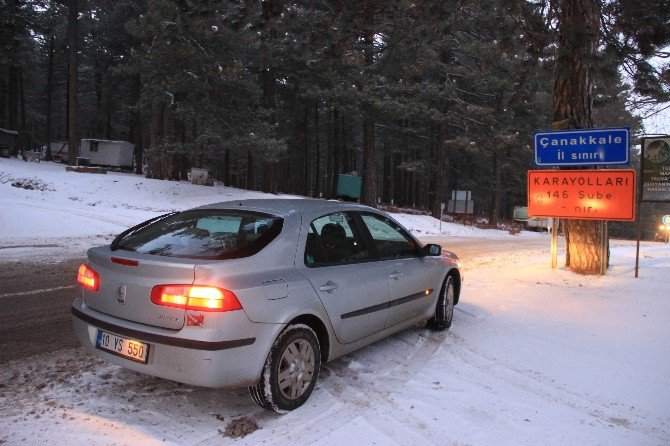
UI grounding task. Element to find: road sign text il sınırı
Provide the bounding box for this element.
[534,127,630,166]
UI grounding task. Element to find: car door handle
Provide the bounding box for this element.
[389,271,403,280]
[319,281,339,292]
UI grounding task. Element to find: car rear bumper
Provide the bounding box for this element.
[71,297,282,388]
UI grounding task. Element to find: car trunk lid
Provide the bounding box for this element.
[83,247,195,330]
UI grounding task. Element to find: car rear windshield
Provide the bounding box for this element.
[113,210,283,259]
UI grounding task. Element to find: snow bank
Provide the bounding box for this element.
[0,158,534,260]
[0,159,291,259]
[391,212,540,238]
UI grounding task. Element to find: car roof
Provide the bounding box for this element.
[194,198,376,217]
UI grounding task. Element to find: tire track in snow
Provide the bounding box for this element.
[307,329,456,445]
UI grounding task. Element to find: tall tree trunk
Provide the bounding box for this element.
[361,117,376,206]
[45,36,54,161]
[388,151,395,205]
[7,65,19,133]
[489,148,502,226]
[18,67,26,154]
[325,107,333,196]
[313,102,320,197]
[246,151,254,190]
[65,59,69,143]
[7,0,19,155]
[553,0,603,274]
[431,124,448,218]
[67,0,79,165]
[394,152,404,205]
[330,108,341,197]
[302,106,310,196]
[128,74,142,174]
[382,151,390,203]
[147,102,165,178]
[260,68,276,193]
[95,62,103,136]
[224,148,230,185]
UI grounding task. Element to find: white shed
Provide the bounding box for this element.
[80,139,134,167]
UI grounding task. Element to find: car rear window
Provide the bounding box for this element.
[113,210,283,259]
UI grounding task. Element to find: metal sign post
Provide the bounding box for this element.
[551,218,558,269]
[600,221,608,275]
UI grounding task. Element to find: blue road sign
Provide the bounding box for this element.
[663,215,670,225]
[534,127,630,166]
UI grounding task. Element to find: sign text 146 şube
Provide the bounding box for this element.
[527,170,636,221]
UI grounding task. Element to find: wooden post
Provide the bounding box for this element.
[635,137,644,278]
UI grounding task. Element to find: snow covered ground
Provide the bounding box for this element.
[1,242,668,445]
[1,158,668,445]
[0,158,538,261]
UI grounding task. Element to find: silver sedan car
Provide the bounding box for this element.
[72,199,462,412]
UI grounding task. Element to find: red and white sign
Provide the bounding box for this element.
[528,170,636,221]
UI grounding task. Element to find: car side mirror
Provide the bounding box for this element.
[421,243,441,256]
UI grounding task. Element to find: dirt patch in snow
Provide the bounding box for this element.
[220,416,260,438]
[10,177,54,191]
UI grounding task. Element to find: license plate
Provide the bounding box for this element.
[96,330,149,364]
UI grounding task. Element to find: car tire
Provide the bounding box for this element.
[248,324,321,413]
[428,275,455,331]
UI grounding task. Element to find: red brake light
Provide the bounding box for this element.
[150,285,242,312]
[111,257,139,266]
[77,264,99,291]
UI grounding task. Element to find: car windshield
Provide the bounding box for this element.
[114,210,283,259]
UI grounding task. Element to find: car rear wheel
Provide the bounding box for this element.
[428,275,454,331]
[249,324,321,412]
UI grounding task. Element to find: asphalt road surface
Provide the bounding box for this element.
[0,236,556,364]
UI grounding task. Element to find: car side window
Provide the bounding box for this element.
[304,212,371,266]
[359,213,418,259]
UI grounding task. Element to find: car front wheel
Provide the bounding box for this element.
[428,275,455,331]
[249,324,321,412]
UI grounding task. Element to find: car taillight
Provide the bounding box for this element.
[77,264,99,291]
[150,285,242,312]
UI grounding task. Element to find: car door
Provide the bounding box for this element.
[357,212,437,328]
[299,211,390,344]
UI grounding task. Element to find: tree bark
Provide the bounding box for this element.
[224,148,230,185]
[431,124,448,218]
[147,102,165,178]
[128,74,142,174]
[330,108,341,197]
[313,103,320,197]
[553,0,603,274]
[302,106,310,196]
[18,67,27,154]
[246,151,254,190]
[382,151,390,203]
[45,36,54,161]
[361,117,376,206]
[95,61,103,136]
[67,0,79,165]
[7,0,19,154]
[489,148,502,226]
